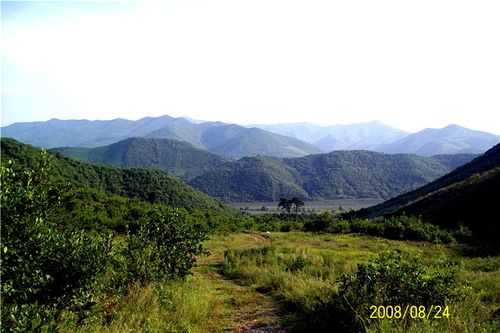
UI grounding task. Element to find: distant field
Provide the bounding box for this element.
[229,199,382,214]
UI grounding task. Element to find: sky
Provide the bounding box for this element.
[1,0,500,134]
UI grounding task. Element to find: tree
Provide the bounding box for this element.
[278,198,292,214]
[290,197,305,214]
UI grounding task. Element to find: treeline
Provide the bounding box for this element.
[247,212,470,244]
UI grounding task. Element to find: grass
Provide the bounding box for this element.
[221,232,500,332]
[59,232,499,332]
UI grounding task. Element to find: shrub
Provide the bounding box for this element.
[304,212,335,232]
[336,251,458,329]
[0,153,112,331]
[124,207,208,283]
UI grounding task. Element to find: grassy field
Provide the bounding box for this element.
[69,232,499,332]
[230,199,383,215]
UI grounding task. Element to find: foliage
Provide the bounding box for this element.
[356,143,500,249]
[0,152,112,331]
[191,150,470,201]
[124,207,208,283]
[1,138,227,213]
[0,150,211,330]
[52,137,227,181]
[220,233,496,333]
[255,213,455,244]
[338,251,458,322]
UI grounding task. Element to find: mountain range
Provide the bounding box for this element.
[252,121,409,151]
[1,116,321,158]
[252,122,499,155]
[375,124,500,156]
[53,137,477,202]
[3,116,498,157]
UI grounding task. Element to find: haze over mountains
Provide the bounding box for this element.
[2,116,498,157]
[252,121,409,151]
[53,137,476,202]
[1,116,320,158]
[376,124,500,156]
[253,121,499,155]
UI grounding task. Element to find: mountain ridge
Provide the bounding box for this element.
[1,116,321,158]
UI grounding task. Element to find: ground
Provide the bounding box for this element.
[71,232,499,332]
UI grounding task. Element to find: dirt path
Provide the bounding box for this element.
[194,233,288,333]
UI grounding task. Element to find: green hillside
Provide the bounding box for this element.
[52,137,476,202]
[357,144,500,219]
[1,138,226,213]
[354,144,500,243]
[191,151,476,201]
[52,137,227,180]
[189,156,308,202]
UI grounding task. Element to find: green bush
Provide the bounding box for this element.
[303,212,335,232]
[124,207,208,283]
[1,153,112,331]
[336,251,458,329]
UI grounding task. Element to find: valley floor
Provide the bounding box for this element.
[229,199,383,215]
[70,232,499,333]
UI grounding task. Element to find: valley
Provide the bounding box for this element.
[1,122,499,333]
[3,2,500,332]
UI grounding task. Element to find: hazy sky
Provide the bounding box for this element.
[2,1,500,133]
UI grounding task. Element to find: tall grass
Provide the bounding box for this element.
[60,276,226,333]
[222,232,500,332]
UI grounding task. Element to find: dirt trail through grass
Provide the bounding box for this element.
[194,233,288,333]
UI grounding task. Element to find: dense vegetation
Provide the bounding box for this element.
[222,232,499,332]
[52,137,227,181]
[0,151,209,331]
[52,137,475,202]
[1,138,227,213]
[356,143,500,248]
[1,139,498,332]
[190,151,474,201]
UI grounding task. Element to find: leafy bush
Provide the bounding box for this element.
[349,216,455,243]
[303,212,335,232]
[1,152,210,331]
[335,251,458,330]
[1,153,112,331]
[124,207,208,283]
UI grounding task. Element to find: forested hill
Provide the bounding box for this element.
[1,138,226,213]
[189,151,476,201]
[52,137,227,180]
[354,143,500,220]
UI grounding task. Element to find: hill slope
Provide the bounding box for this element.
[52,137,227,180]
[375,124,499,156]
[1,138,226,212]
[354,144,500,243]
[1,116,320,158]
[189,151,476,202]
